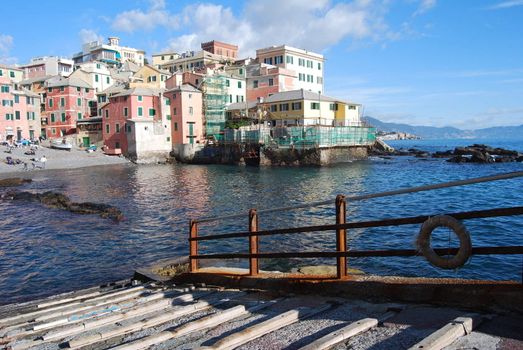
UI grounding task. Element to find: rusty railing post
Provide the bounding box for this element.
[189,220,199,272]
[336,195,347,279]
[248,209,259,276]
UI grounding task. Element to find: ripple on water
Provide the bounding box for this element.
[0,142,522,305]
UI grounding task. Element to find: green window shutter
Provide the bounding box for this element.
[137,95,143,101]
[138,107,143,116]
[51,113,55,122]
[149,108,155,116]
[78,112,82,120]
[77,98,81,106]
[61,113,66,122]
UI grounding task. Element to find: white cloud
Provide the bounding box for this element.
[486,0,523,10]
[413,0,437,16]
[79,29,104,44]
[0,34,16,64]
[161,1,399,56]
[111,0,179,33]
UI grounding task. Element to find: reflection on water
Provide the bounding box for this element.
[0,140,522,305]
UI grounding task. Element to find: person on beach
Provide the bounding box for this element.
[40,155,47,169]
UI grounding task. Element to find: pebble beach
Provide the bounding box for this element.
[0,142,130,176]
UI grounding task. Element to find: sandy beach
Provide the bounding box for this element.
[0,142,130,175]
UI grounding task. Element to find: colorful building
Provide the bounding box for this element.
[165,84,203,147]
[130,65,171,89]
[261,89,361,127]
[73,37,145,67]
[43,76,95,139]
[71,61,114,93]
[256,45,324,94]
[100,87,171,161]
[0,66,41,142]
[244,63,297,103]
[20,56,74,80]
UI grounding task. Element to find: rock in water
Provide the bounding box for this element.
[3,191,123,221]
[0,178,32,187]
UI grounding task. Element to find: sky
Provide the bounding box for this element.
[1,0,522,129]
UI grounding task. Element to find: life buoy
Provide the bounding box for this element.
[416,215,472,269]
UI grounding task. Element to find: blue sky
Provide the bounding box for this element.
[1,0,522,129]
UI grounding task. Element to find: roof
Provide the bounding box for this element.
[121,61,140,73]
[111,86,164,98]
[165,83,201,93]
[226,101,257,110]
[20,75,53,85]
[0,64,23,71]
[264,89,338,103]
[46,76,93,89]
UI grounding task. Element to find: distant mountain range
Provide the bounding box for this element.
[363,116,523,139]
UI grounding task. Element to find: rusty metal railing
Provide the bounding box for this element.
[188,171,523,279]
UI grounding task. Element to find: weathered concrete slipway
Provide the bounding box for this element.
[2,271,521,350]
[171,143,369,166]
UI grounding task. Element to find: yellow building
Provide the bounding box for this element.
[130,65,171,89]
[261,89,361,127]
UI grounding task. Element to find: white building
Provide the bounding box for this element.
[71,61,115,93]
[223,74,246,105]
[20,56,74,80]
[255,45,324,94]
[73,37,145,67]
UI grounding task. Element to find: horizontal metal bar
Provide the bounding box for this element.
[194,171,523,224]
[190,246,523,260]
[191,206,523,241]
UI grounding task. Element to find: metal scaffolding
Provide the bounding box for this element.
[202,75,228,141]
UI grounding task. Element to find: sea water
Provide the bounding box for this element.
[0,138,522,305]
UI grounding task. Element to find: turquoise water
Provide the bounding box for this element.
[0,138,522,305]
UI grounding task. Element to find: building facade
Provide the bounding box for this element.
[0,69,41,142]
[164,84,203,148]
[245,63,297,103]
[73,37,145,67]
[43,76,95,139]
[256,45,324,94]
[20,56,74,79]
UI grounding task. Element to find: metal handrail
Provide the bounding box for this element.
[194,171,523,223]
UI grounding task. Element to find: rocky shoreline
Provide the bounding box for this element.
[372,143,523,163]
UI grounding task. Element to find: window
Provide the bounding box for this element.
[105,109,109,118]
[195,79,199,85]
[317,76,323,84]
[253,80,258,88]
[274,55,283,64]
[52,128,56,134]
[298,58,305,66]
[311,102,320,110]
[264,57,273,65]
[85,88,90,93]
[27,112,30,120]
[279,103,289,111]
[77,98,81,106]
[105,124,110,134]
[189,107,193,115]
[166,114,171,120]
[95,75,99,82]
[138,107,143,116]
[318,62,321,70]
[61,113,66,122]
[348,105,357,110]
[96,63,101,69]
[229,95,232,103]
[149,108,156,116]
[292,102,301,110]
[173,107,177,115]
[116,123,120,133]
[10,71,15,78]
[77,87,81,92]
[226,79,230,87]
[0,69,2,76]
[137,95,143,102]
[286,55,293,64]
[15,111,20,120]
[329,103,338,111]
[165,98,170,105]
[237,81,242,88]
[174,122,178,131]
[106,77,110,84]
[14,95,19,103]
[270,104,277,112]
[60,97,65,107]
[1,85,10,92]
[166,137,170,142]
[26,96,31,104]
[124,107,128,117]
[51,113,55,122]
[60,86,64,92]
[49,99,53,107]
[48,87,53,92]
[268,78,274,86]
[78,112,82,120]
[239,68,243,75]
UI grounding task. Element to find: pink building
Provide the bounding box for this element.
[245,64,296,102]
[43,76,95,139]
[21,56,74,79]
[0,70,41,142]
[101,87,163,155]
[164,84,203,146]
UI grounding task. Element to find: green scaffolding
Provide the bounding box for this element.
[202,75,228,141]
[224,125,377,148]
